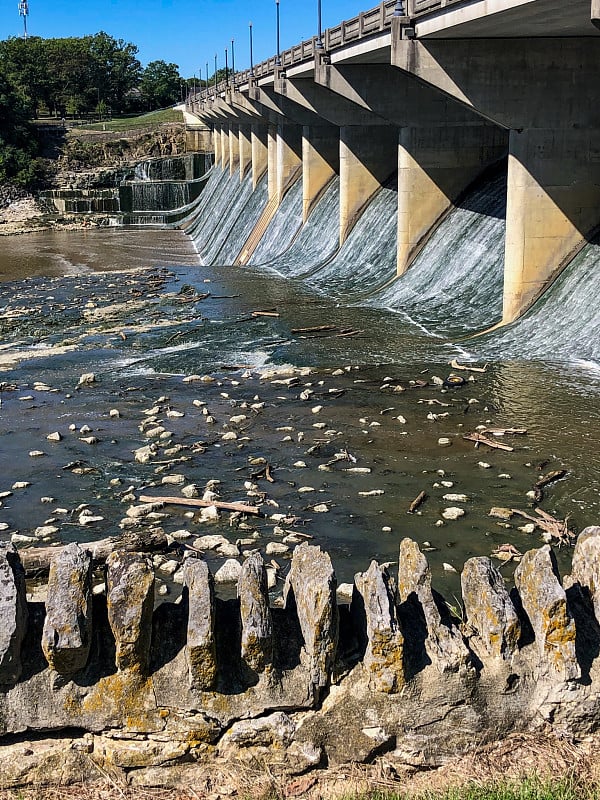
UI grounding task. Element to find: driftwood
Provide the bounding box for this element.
[483,428,528,436]
[511,507,574,546]
[291,325,338,335]
[449,358,487,373]
[408,491,428,514]
[19,528,168,578]
[463,433,515,452]
[532,469,568,501]
[138,494,262,516]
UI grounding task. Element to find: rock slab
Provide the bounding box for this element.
[0,543,28,684]
[106,550,154,672]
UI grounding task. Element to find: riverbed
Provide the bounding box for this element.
[0,226,598,596]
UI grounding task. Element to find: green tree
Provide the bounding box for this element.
[0,69,41,185]
[139,60,182,110]
[88,32,141,112]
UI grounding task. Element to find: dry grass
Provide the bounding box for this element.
[1,732,599,800]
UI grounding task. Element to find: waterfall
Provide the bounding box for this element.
[268,178,340,276]
[310,184,398,299]
[211,174,269,265]
[248,178,304,265]
[476,237,600,363]
[369,172,507,337]
[133,154,205,182]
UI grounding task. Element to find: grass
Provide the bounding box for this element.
[81,108,183,131]
[346,776,597,799]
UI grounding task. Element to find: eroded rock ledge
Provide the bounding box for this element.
[2,529,600,788]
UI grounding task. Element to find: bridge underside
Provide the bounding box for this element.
[187,0,600,324]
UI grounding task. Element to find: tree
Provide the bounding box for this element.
[88,32,141,112]
[139,60,181,110]
[0,69,42,185]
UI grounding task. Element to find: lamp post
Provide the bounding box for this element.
[249,22,255,78]
[225,47,229,88]
[18,0,28,39]
[206,61,209,97]
[231,38,235,87]
[214,53,218,98]
[393,0,406,15]
[316,0,324,50]
[275,0,281,67]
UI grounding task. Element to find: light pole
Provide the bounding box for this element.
[18,0,28,39]
[249,22,255,78]
[214,53,218,98]
[275,0,281,67]
[316,0,323,50]
[205,61,209,97]
[393,0,406,15]
[231,38,235,87]
[225,47,229,88]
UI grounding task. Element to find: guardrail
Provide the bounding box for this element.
[409,0,470,15]
[189,0,397,104]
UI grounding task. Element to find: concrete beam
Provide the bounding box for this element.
[340,125,398,245]
[278,76,391,128]
[277,125,303,203]
[248,85,329,128]
[503,127,600,322]
[239,124,252,182]
[302,126,340,222]
[397,125,508,275]
[220,126,230,170]
[251,125,268,189]
[229,124,240,177]
[392,38,600,130]
[213,122,221,167]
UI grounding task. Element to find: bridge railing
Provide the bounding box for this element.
[408,0,471,16]
[189,0,397,105]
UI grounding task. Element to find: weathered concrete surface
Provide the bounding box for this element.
[0,543,28,684]
[106,550,154,673]
[514,545,579,681]
[461,556,520,662]
[41,543,92,675]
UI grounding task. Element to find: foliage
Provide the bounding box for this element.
[139,60,182,110]
[0,69,42,186]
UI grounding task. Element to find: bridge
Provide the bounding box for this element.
[186,0,600,323]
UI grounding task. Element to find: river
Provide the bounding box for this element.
[0,171,599,597]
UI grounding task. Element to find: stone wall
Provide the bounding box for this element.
[2,529,600,787]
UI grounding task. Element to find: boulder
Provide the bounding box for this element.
[514,545,579,681]
[42,543,92,675]
[238,552,273,673]
[571,526,600,623]
[0,543,28,684]
[183,556,217,690]
[354,561,404,692]
[106,551,154,672]
[461,556,520,661]
[284,543,338,689]
[398,538,470,673]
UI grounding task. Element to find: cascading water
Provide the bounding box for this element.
[188,169,247,261]
[369,172,507,337]
[309,185,398,299]
[248,178,304,266]
[268,178,340,277]
[212,174,269,265]
[474,237,600,364]
[133,153,205,182]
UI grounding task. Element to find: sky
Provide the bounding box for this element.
[1,0,377,77]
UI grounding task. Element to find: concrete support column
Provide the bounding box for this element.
[340,125,398,244]
[220,126,230,171]
[239,124,252,181]
[229,124,240,176]
[213,123,221,167]
[302,125,340,222]
[251,125,268,188]
[267,125,278,201]
[277,124,302,203]
[503,127,600,323]
[397,125,508,275]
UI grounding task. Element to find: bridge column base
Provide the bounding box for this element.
[213,123,221,168]
[251,126,268,189]
[229,124,240,177]
[302,126,339,222]
[239,125,252,181]
[220,127,230,171]
[397,124,508,275]
[277,125,303,205]
[503,127,600,323]
[340,125,398,244]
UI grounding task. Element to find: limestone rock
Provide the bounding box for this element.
[514,545,579,681]
[0,543,28,684]
[183,557,217,690]
[571,526,600,624]
[42,543,92,675]
[220,711,296,750]
[284,543,338,689]
[238,552,273,673]
[461,557,520,661]
[214,559,242,583]
[398,538,470,673]
[106,551,154,672]
[354,561,404,693]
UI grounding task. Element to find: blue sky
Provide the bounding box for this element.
[1,0,375,77]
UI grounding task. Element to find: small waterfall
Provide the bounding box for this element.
[370,172,507,337]
[311,184,398,299]
[41,188,121,214]
[269,178,340,276]
[128,181,191,211]
[477,237,600,363]
[133,154,205,182]
[212,174,269,265]
[248,179,304,265]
